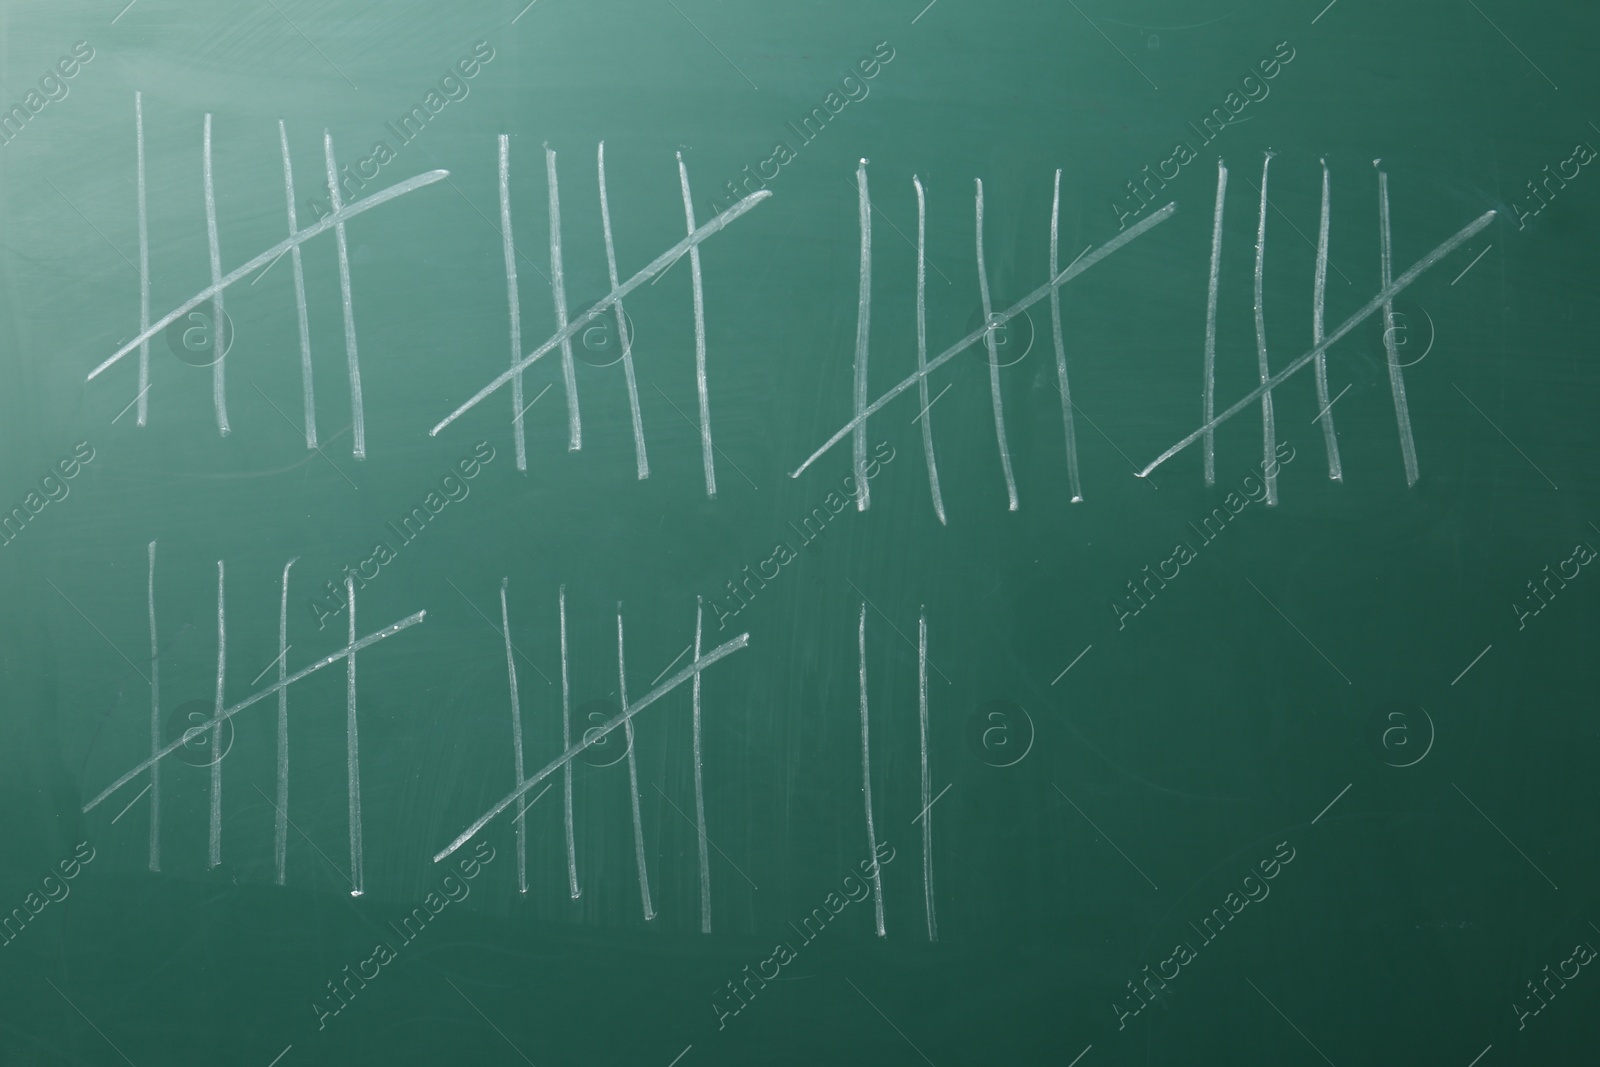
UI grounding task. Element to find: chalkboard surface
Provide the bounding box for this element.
[2,1,1598,1064]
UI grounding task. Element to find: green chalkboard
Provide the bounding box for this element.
[2,0,1598,1064]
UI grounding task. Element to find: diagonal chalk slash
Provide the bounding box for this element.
[90,170,450,381]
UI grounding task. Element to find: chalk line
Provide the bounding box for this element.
[859,604,887,937]
[692,596,712,932]
[1254,152,1278,505]
[500,579,529,894]
[278,122,318,449]
[203,115,229,437]
[275,556,297,885]
[325,132,367,459]
[345,576,364,896]
[546,146,582,451]
[1313,159,1342,480]
[912,176,947,523]
[975,177,1019,511]
[618,607,656,920]
[1049,168,1084,503]
[500,137,528,472]
[1137,209,1495,478]
[600,142,650,479]
[1377,164,1420,486]
[1202,158,1227,486]
[678,153,717,498]
[853,160,874,511]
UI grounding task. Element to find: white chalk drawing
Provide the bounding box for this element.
[1143,156,1494,488]
[88,92,449,455]
[855,601,939,941]
[792,162,1176,515]
[797,158,1497,511]
[83,540,427,895]
[433,142,771,496]
[442,584,748,932]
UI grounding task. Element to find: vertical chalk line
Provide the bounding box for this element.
[209,560,225,868]
[324,133,367,459]
[545,146,582,451]
[691,596,712,933]
[1313,159,1342,480]
[600,143,651,480]
[275,556,297,886]
[203,114,229,437]
[852,159,873,511]
[499,136,528,472]
[1254,152,1278,505]
[500,579,529,894]
[1377,164,1420,486]
[146,540,160,872]
[617,606,656,920]
[859,604,886,937]
[278,122,317,448]
[135,93,151,428]
[1203,158,1228,486]
[918,608,936,941]
[345,576,364,896]
[975,178,1020,511]
[1049,169,1085,503]
[677,153,717,498]
[911,176,947,523]
[559,585,579,898]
